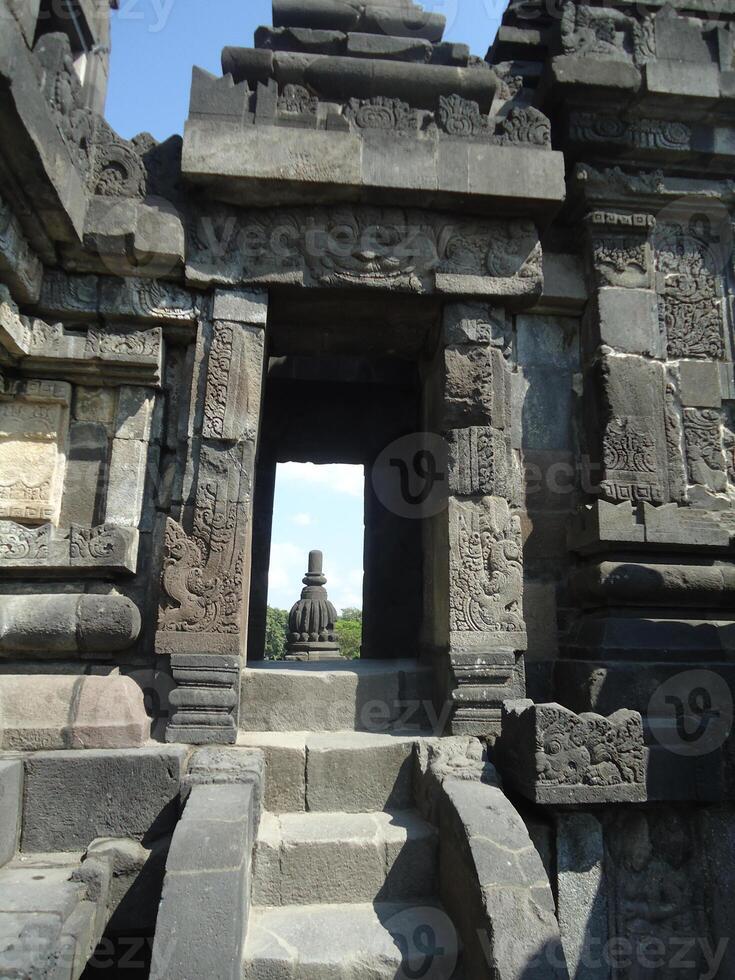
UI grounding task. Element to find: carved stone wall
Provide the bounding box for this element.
[430,302,526,738]
[156,289,267,744]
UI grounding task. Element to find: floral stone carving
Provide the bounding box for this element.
[499,700,647,804]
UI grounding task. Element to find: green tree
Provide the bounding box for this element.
[335,617,362,659]
[265,606,289,660]
[339,607,363,623]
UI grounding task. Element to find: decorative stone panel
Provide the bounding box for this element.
[0,380,70,525]
[499,700,647,804]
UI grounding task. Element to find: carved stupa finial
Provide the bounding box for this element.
[286,550,342,661]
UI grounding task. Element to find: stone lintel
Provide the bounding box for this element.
[182,117,564,219]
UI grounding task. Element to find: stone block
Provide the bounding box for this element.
[254,810,436,906]
[305,732,416,812]
[104,438,148,527]
[645,59,719,99]
[243,901,461,979]
[0,594,141,655]
[240,660,410,733]
[0,284,29,356]
[679,359,722,408]
[498,700,647,805]
[346,32,432,61]
[0,379,71,526]
[539,252,588,314]
[58,421,108,527]
[517,314,580,370]
[0,674,150,751]
[73,387,117,426]
[212,287,268,325]
[0,759,22,866]
[592,287,662,357]
[442,345,496,427]
[167,784,255,873]
[21,746,187,851]
[149,867,247,980]
[114,387,155,441]
[552,55,641,92]
[0,196,42,306]
[555,813,608,980]
[236,732,306,812]
[519,367,573,451]
[442,303,508,347]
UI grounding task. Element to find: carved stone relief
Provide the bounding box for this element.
[683,408,728,493]
[499,700,646,804]
[560,1,656,65]
[0,380,70,524]
[570,113,691,152]
[585,211,655,289]
[187,206,542,298]
[448,496,524,643]
[607,811,709,979]
[89,120,147,199]
[345,96,418,132]
[34,33,96,177]
[157,445,251,646]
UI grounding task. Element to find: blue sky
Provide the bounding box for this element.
[268,463,366,612]
[105,1,507,612]
[106,0,508,141]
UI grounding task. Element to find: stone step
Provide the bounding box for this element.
[237,730,419,812]
[253,809,437,906]
[240,658,433,733]
[0,853,110,980]
[242,901,463,980]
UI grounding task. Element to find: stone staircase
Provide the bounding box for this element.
[238,660,464,979]
[0,852,110,979]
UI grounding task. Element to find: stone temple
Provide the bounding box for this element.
[0,0,734,976]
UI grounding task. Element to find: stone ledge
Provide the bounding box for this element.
[182,117,565,217]
[0,674,151,751]
[0,523,139,576]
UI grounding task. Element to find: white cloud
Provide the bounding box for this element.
[267,542,304,595]
[278,462,364,498]
[290,512,314,527]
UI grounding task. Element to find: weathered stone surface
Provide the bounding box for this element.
[186,205,546,301]
[0,380,70,525]
[0,522,140,575]
[0,857,110,980]
[306,732,416,812]
[150,758,260,980]
[415,740,563,979]
[254,809,437,905]
[555,813,608,980]
[240,659,427,733]
[0,675,150,751]
[0,760,22,867]
[21,746,187,851]
[592,287,662,357]
[243,901,461,980]
[0,593,141,654]
[499,700,647,804]
[237,731,307,812]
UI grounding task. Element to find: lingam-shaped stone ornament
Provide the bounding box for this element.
[286,550,341,661]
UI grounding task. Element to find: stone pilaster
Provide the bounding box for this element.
[156,288,268,744]
[436,303,526,738]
